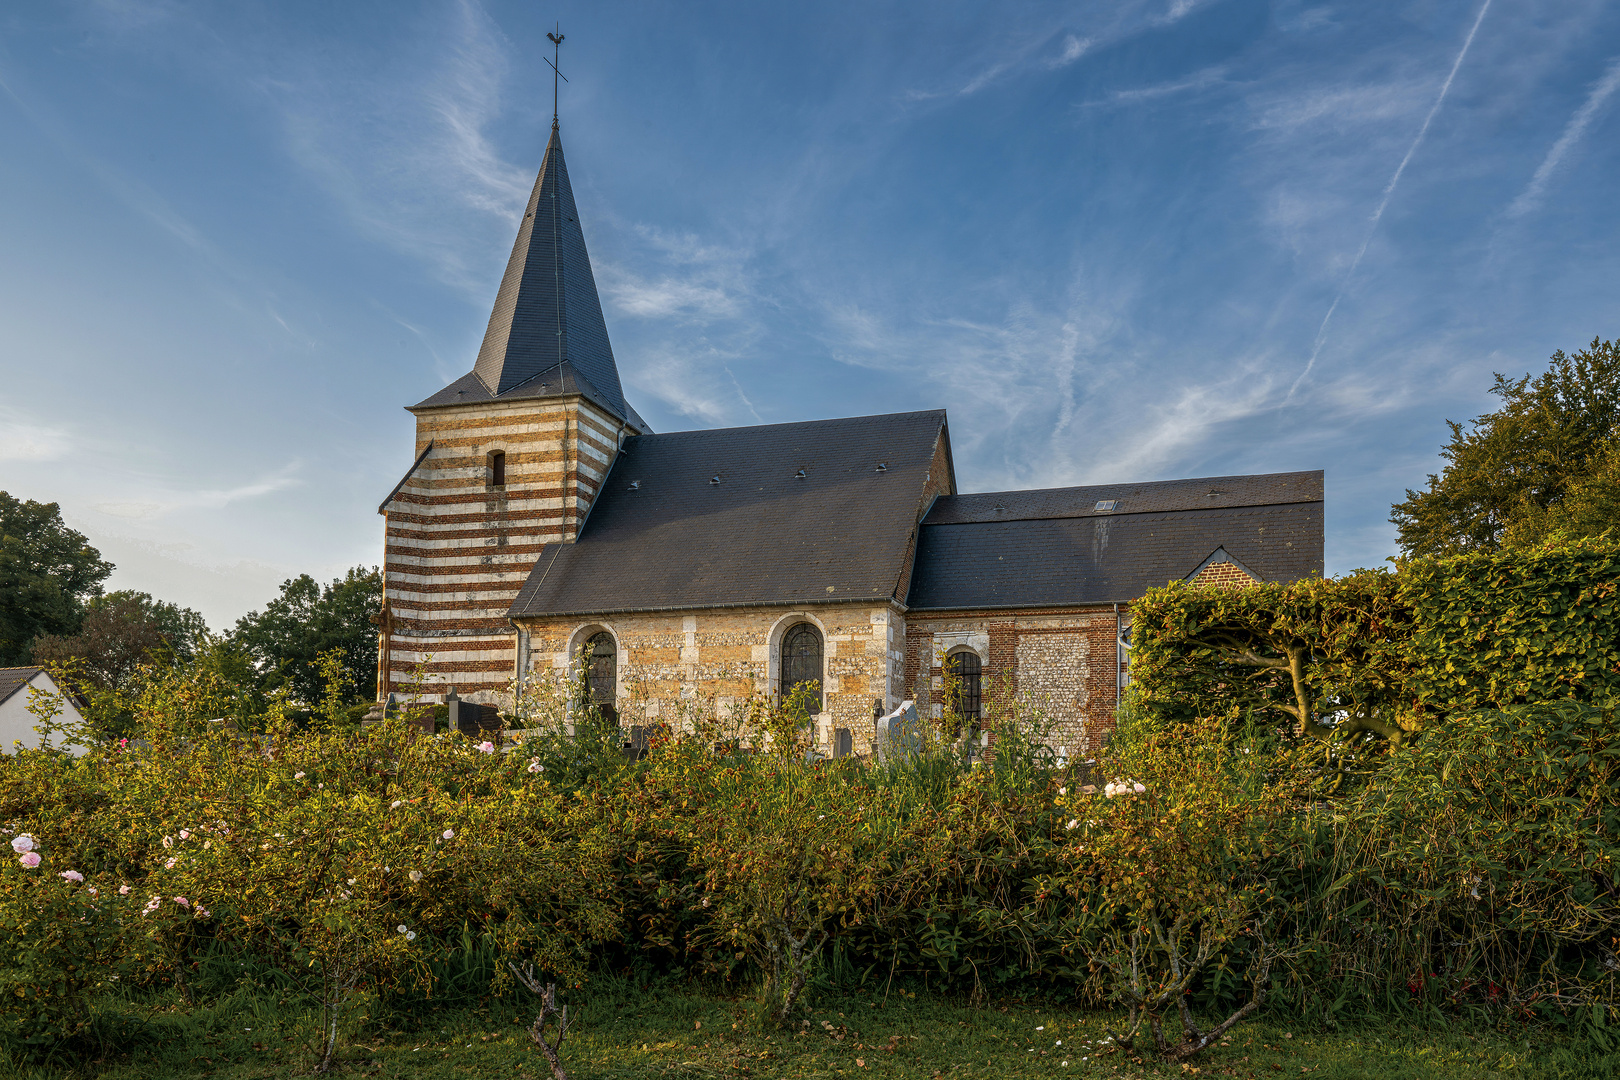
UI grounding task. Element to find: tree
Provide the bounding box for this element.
[1391,337,1620,557]
[0,492,114,664]
[31,591,210,693]
[231,567,382,706]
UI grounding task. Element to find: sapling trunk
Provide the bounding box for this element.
[509,961,574,1080]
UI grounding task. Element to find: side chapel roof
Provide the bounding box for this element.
[508,411,951,618]
[906,471,1324,609]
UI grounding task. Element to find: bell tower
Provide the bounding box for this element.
[377,117,648,706]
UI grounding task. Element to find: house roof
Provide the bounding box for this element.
[413,124,635,426]
[907,471,1324,610]
[509,410,951,618]
[0,667,42,708]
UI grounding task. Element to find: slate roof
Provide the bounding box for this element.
[413,124,637,427]
[411,363,651,433]
[0,667,41,708]
[922,471,1323,524]
[907,471,1324,610]
[508,411,951,618]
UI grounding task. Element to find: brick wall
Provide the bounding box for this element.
[1190,560,1261,588]
[380,394,636,705]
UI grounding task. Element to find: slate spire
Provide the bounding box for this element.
[471,122,628,419]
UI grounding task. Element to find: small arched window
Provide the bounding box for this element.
[780,623,824,713]
[488,450,506,488]
[586,631,618,724]
[947,648,982,721]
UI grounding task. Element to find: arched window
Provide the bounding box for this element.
[779,623,823,713]
[585,631,618,724]
[947,648,982,721]
[488,450,506,488]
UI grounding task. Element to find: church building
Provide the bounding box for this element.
[377,115,1324,757]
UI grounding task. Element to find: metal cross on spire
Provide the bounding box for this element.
[545,25,567,128]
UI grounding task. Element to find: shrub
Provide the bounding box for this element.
[0,832,123,1054]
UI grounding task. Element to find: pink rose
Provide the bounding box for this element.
[119,884,132,896]
[477,741,496,753]
[173,896,190,908]
[18,852,41,869]
[60,870,84,883]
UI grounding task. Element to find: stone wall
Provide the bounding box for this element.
[513,603,907,753]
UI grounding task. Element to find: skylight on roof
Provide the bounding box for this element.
[1094,500,1118,512]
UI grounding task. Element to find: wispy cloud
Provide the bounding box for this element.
[1080,64,1228,107]
[1289,0,1494,398]
[266,0,529,293]
[1507,55,1620,218]
[0,408,70,462]
[1154,0,1215,27]
[93,469,301,520]
[904,23,1099,102]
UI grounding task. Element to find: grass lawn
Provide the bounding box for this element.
[6,981,1610,1080]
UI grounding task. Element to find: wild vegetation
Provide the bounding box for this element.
[4,534,1617,1077]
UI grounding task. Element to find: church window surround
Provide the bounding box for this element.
[585,631,618,725]
[779,622,824,714]
[488,450,507,488]
[945,647,982,722]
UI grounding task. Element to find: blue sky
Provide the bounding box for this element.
[1,0,1617,630]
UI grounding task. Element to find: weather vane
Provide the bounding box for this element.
[545,24,567,128]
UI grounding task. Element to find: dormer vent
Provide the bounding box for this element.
[795,469,806,479]
[709,475,721,486]
[875,462,888,472]
[629,480,640,490]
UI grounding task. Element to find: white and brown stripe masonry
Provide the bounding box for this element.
[380,394,626,704]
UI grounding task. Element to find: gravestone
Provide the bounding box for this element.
[875,700,920,762]
[451,697,502,738]
[832,727,853,759]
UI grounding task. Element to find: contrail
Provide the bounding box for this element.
[1508,55,1620,218]
[1288,0,1493,399]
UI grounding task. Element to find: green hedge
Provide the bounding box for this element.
[1129,537,1620,738]
[1405,538,1620,710]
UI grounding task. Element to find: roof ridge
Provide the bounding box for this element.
[635,409,947,441]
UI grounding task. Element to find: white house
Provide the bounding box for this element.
[0,667,88,755]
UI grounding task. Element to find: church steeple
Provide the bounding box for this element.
[469,123,629,421]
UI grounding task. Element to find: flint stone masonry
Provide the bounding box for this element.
[905,610,1121,758]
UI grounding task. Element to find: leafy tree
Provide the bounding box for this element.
[1391,337,1620,556]
[231,567,381,706]
[0,492,114,664]
[31,591,209,693]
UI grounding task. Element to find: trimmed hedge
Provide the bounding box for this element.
[1406,538,1620,710]
[1130,537,1620,738]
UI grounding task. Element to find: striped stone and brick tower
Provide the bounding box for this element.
[377,119,649,706]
